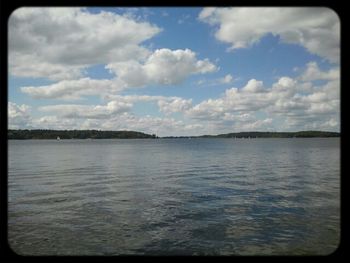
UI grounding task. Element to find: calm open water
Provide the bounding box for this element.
[8,138,340,255]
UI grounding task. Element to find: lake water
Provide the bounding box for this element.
[8,138,340,256]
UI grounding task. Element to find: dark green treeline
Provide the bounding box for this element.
[8,129,158,139]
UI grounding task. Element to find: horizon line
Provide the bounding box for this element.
[7,128,341,138]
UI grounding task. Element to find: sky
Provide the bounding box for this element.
[8,7,340,136]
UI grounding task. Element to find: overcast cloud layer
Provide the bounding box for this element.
[8,7,340,136]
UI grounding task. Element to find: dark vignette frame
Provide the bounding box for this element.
[0,0,346,262]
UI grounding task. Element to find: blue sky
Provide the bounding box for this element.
[8,7,340,136]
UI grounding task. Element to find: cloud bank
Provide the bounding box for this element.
[9,61,340,135]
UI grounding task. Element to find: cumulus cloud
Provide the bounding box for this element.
[9,54,84,81]
[48,93,193,117]
[187,99,226,120]
[186,61,339,132]
[20,48,216,100]
[234,118,274,131]
[282,115,339,132]
[9,7,162,80]
[12,60,340,134]
[29,110,204,137]
[21,78,125,99]
[299,61,340,81]
[39,100,132,119]
[220,74,233,84]
[38,95,192,119]
[187,82,270,121]
[103,94,193,116]
[242,79,264,93]
[198,7,340,63]
[157,98,193,115]
[8,102,32,128]
[106,48,217,87]
[31,116,81,130]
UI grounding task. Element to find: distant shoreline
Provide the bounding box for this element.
[8,129,340,139]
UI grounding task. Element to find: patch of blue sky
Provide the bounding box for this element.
[84,7,103,14]
[217,34,324,88]
[191,79,229,95]
[121,83,184,97]
[84,64,115,80]
[131,101,160,117]
[80,95,108,106]
[120,79,223,106]
[170,112,187,121]
[311,79,332,87]
[142,8,223,57]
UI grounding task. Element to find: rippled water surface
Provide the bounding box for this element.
[8,138,340,255]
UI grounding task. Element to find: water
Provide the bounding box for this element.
[8,138,340,255]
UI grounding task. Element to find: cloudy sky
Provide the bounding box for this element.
[8,7,340,136]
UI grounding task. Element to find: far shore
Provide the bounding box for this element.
[8,129,340,140]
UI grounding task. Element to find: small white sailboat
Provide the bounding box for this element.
[57,136,61,140]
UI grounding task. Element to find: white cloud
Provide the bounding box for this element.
[220,74,233,84]
[9,54,84,81]
[306,101,338,115]
[196,74,235,87]
[103,94,168,103]
[8,102,31,128]
[324,117,339,128]
[234,118,274,131]
[11,60,340,134]
[20,48,217,100]
[21,78,125,100]
[31,111,204,137]
[157,98,193,115]
[189,99,224,120]
[103,94,193,116]
[299,61,340,81]
[106,48,217,87]
[187,83,269,121]
[9,7,162,80]
[31,116,81,130]
[39,100,132,119]
[270,76,298,99]
[199,7,340,63]
[186,60,340,132]
[38,95,194,119]
[282,115,339,132]
[242,79,264,93]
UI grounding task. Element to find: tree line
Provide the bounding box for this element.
[163,131,340,138]
[8,129,158,139]
[202,131,340,138]
[8,129,339,139]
